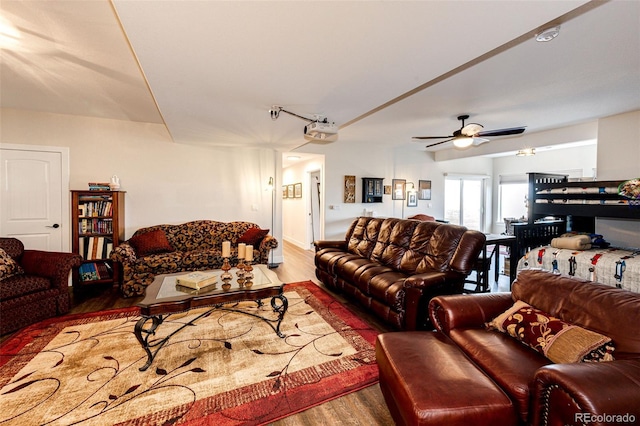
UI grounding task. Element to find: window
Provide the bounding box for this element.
[444,175,488,232]
[499,180,528,221]
[497,170,584,223]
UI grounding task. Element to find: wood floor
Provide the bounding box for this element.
[8,241,395,425]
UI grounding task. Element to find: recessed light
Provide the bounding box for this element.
[535,26,561,42]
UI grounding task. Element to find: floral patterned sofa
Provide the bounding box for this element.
[111,220,278,297]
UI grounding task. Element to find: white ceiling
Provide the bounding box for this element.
[1,1,639,157]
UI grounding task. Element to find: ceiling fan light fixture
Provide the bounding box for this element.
[535,26,561,42]
[453,137,474,148]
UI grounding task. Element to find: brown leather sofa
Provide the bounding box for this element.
[376,269,640,425]
[314,217,485,330]
[0,237,82,335]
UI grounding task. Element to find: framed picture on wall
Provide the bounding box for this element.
[287,184,294,198]
[384,185,391,195]
[344,175,356,203]
[407,192,418,207]
[392,179,406,200]
[282,185,288,199]
[294,183,302,198]
[418,180,432,200]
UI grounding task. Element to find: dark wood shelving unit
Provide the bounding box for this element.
[71,190,125,289]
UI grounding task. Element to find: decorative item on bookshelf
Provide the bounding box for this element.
[175,271,218,290]
[88,182,111,191]
[109,175,121,190]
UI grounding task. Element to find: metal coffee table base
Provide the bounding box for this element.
[134,294,288,371]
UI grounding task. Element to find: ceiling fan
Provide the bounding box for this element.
[413,114,526,149]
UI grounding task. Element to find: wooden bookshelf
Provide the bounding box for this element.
[71,190,125,289]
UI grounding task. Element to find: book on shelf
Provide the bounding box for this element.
[79,236,113,260]
[79,262,100,282]
[88,182,111,191]
[78,261,112,282]
[79,200,113,217]
[175,271,218,290]
[95,262,112,280]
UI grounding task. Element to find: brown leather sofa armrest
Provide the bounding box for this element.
[531,360,640,426]
[428,292,513,334]
[449,230,486,274]
[404,271,449,289]
[403,272,461,330]
[313,240,347,252]
[20,250,83,290]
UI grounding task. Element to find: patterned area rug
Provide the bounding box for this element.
[0,281,379,425]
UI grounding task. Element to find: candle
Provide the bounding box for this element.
[245,245,253,261]
[238,243,246,259]
[222,241,231,258]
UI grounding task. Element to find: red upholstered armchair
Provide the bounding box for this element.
[0,237,82,335]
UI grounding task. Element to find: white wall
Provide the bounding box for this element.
[299,135,494,240]
[302,137,399,240]
[595,110,640,248]
[1,108,284,262]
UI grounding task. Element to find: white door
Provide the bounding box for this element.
[0,145,69,251]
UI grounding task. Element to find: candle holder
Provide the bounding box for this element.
[220,257,233,282]
[236,259,246,278]
[244,261,254,282]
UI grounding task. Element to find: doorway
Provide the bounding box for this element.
[0,144,70,251]
[444,175,487,232]
[308,170,322,248]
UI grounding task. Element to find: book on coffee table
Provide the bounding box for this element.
[175,271,218,290]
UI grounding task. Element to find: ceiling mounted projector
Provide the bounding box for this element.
[270,105,339,143]
[304,121,338,141]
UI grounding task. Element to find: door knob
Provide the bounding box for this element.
[47,224,60,228]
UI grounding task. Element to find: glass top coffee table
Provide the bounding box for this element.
[134,264,287,371]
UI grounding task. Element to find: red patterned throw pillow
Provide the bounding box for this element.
[129,230,174,257]
[0,248,24,281]
[487,300,614,364]
[238,228,270,248]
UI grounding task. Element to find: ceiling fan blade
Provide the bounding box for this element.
[476,127,526,137]
[472,137,490,146]
[424,138,454,148]
[412,135,454,140]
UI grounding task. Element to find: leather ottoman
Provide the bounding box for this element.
[376,331,518,426]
